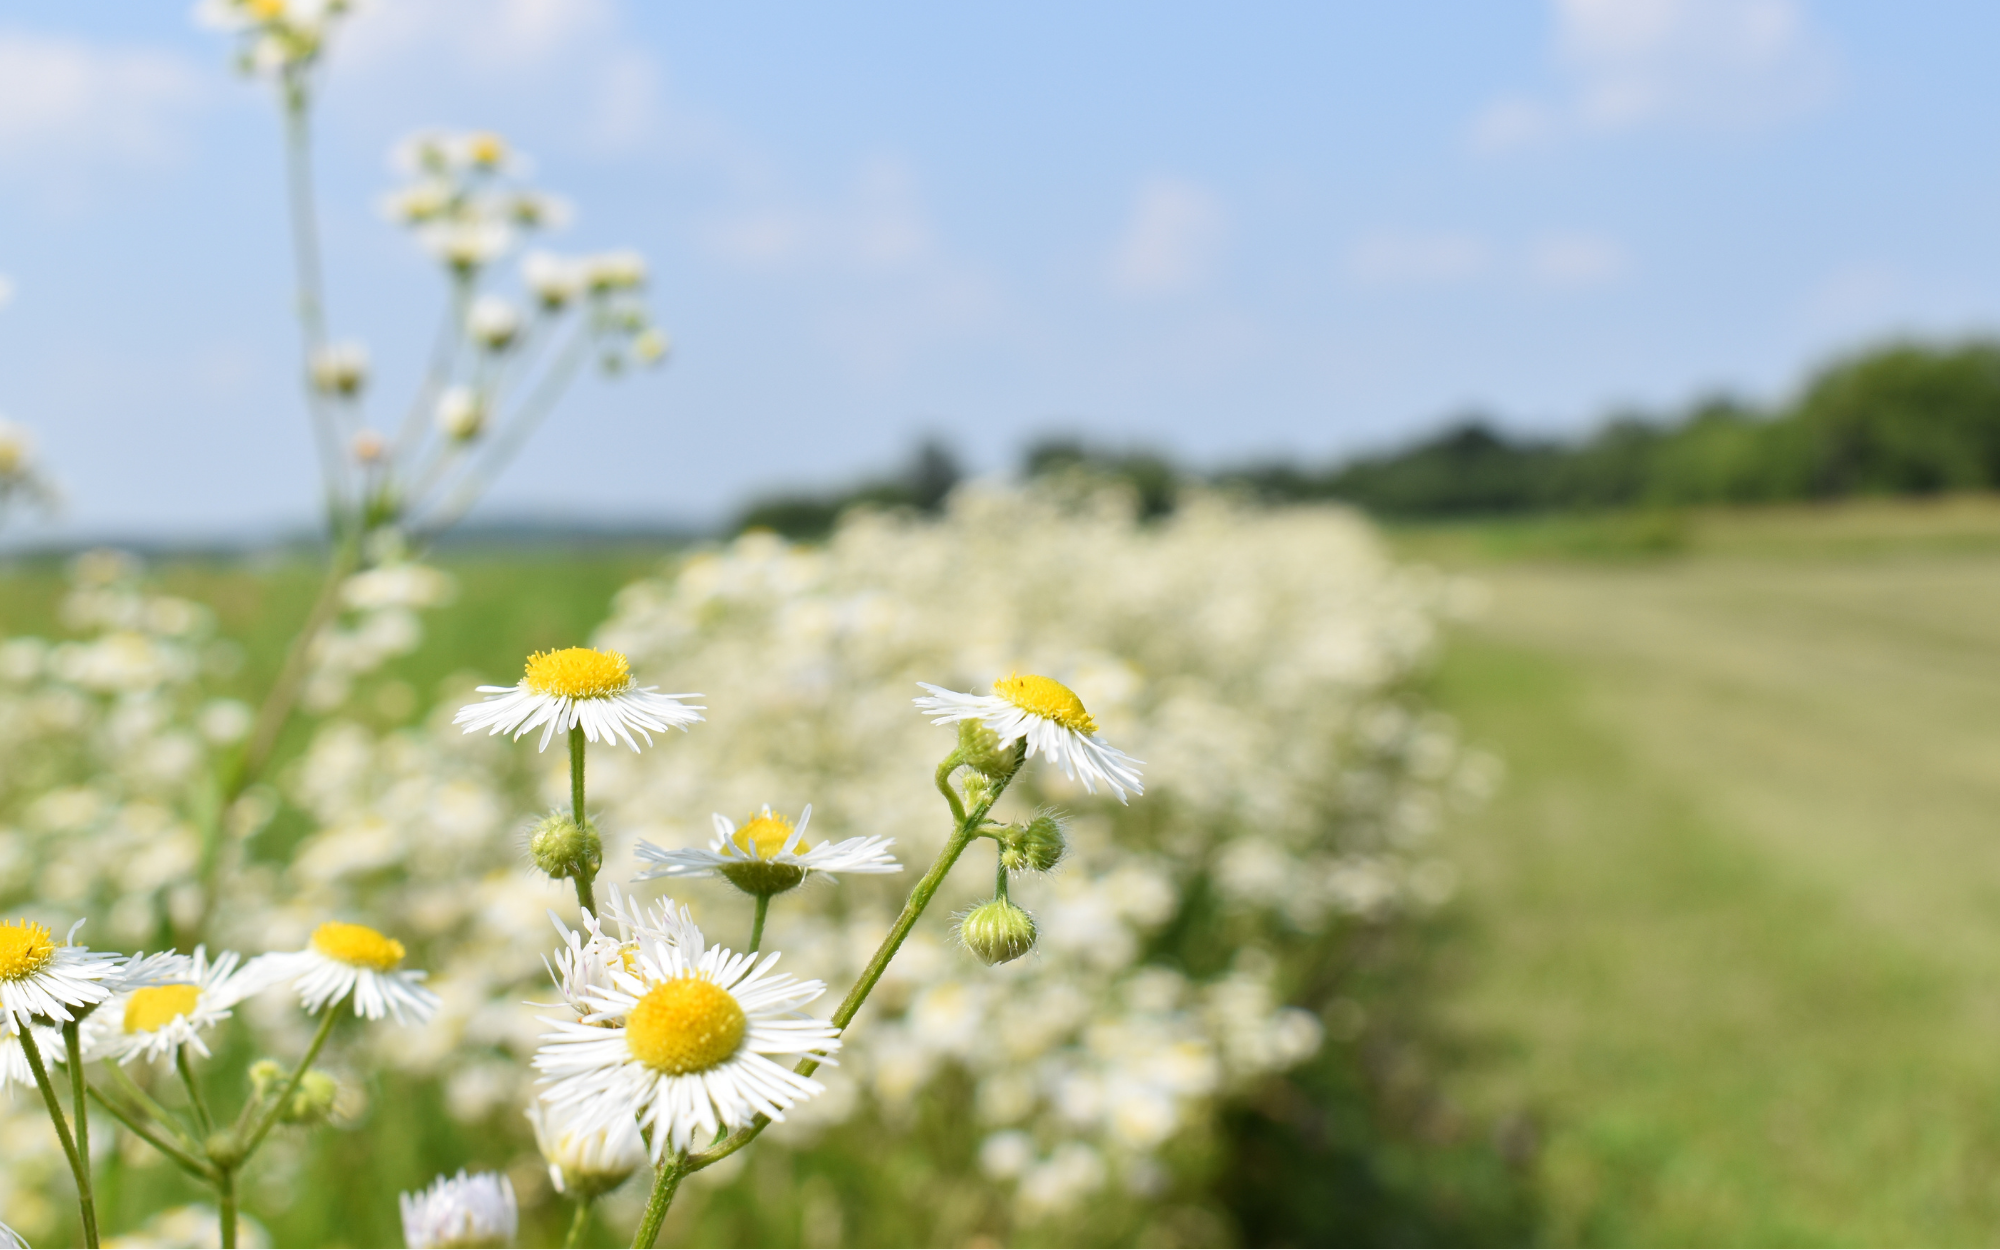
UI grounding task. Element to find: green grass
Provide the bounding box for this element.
[1412,497,2000,1245]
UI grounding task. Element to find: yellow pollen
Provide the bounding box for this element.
[625,976,746,1075]
[522,647,632,700]
[125,984,202,1034]
[993,673,1097,735]
[311,921,406,971]
[732,811,808,860]
[0,920,55,982]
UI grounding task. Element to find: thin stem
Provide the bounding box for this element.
[995,852,1010,901]
[934,751,967,827]
[568,725,597,916]
[85,1086,215,1182]
[65,1022,98,1244]
[219,1167,238,1250]
[565,1197,593,1249]
[280,69,347,523]
[21,1026,96,1247]
[748,894,771,955]
[176,1044,213,1137]
[630,1159,686,1249]
[107,1062,197,1150]
[242,1003,341,1158]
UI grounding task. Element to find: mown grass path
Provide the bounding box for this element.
[1423,526,2000,1245]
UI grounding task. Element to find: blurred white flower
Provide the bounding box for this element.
[399,1170,517,1250]
[434,386,486,441]
[466,297,521,352]
[527,1097,645,1198]
[308,341,369,398]
[255,921,440,1025]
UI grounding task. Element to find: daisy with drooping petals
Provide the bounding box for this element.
[454,646,702,752]
[0,918,125,1025]
[257,921,440,1025]
[915,673,1145,802]
[527,1097,646,1198]
[544,886,700,1021]
[533,918,840,1159]
[634,804,901,896]
[101,948,266,1065]
[399,1170,517,1250]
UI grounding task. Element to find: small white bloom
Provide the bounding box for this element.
[583,250,646,292]
[434,386,486,440]
[0,1015,61,1094]
[454,646,702,753]
[0,919,125,1025]
[522,250,584,308]
[419,219,512,270]
[534,917,839,1160]
[635,804,900,891]
[399,1170,517,1250]
[527,1097,645,1197]
[101,948,268,1065]
[254,921,440,1025]
[466,296,521,351]
[308,341,369,397]
[915,673,1145,802]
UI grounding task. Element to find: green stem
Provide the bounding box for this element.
[85,1086,215,1181]
[219,1167,238,1250]
[630,1159,686,1249]
[176,1044,213,1137]
[933,750,967,827]
[748,893,771,955]
[241,1002,340,1158]
[107,1062,196,1150]
[21,1026,96,1247]
[568,725,598,916]
[566,1197,593,1249]
[64,1022,100,1247]
[995,852,1010,900]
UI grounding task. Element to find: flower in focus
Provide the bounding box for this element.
[526,1097,645,1198]
[546,887,700,1020]
[0,918,124,1024]
[257,921,440,1024]
[100,947,265,1065]
[916,674,1145,803]
[534,918,839,1159]
[635,804,901,896]
[454,646,703,752]
[399,1170,517,1250]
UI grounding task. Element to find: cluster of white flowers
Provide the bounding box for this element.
[194,0,350,79]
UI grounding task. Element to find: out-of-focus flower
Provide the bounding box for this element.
[526,1098,645,1198]
[351,430,386,464]
[399,1170,517,1250]
[256,921,440,1025]
[917,674,1144,803]
[98,948,264,1065]
[634,804,900,895]
[522,251,583,309]
[466,297,520,352]
[308,342,369,397]
[0,919,123,1024]
[419,220,512,272]
[0,1212,23,1248]
[195,0,351,78]
[583,250,646,292]
[534,922,839,1159]
[454,647,703,753]
[632,327,670,366]
[434,386,486,441]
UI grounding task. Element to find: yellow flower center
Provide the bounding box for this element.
[522,647,633,700]
[125,984,202,1034]
[732,812,808,860]
[0,920,55,982]
[466,131,507,166]
[247,0,286,21]
[993,673,1097,735]
[625,976,747,1075]
[311,921,406,971]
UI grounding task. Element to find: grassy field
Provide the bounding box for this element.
[1406,498,2000,1245]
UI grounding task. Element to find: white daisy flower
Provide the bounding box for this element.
[634,804,900,896]
[534,920,840,1160]
[454,646,703,752]
[101,948,266,1066]
[544,886,700,1021]
[399,1170,517,1250]
[915,673,1145,803]
[255,921,440,1025]
[527,1098,646,1198]
[0,918,125,1025]
[0,1016,57,1093]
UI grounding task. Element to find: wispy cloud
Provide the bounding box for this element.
[0,30,204,170]
[1347,229,1629,290]
[1347,231,1490,286]
[1106,179,1226,297]
[1471,0,1836,155]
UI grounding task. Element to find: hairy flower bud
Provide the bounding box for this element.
[958,720,1015,779]
[999,812,1067,873]
[282,1070,341,1126]
[529,812,603,884]
[958,898,1037,966]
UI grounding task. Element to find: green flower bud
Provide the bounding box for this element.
[958,720,1015,779]
[248,1059,285,1102]
[958,898,1037,966]
[530,812,603,884]
[280,1070,341,1126]
[999,813,1067,873]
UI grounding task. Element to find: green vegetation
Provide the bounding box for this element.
[1412,495,2000,1243]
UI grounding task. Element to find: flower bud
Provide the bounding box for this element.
[529,812,603,884]
[958,898,1036,966]
[435,385,486,440]
[958,720,1015,779]
[281,1070,341,1126]
[999,812,1066,873]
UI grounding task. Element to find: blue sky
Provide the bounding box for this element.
[5,0,2000,538]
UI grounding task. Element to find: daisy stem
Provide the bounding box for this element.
[748,894,771,955]
[65,1022,97,1222]
[19,1025,96,1247]
[107,1062,197,1148]
[568,725,598,917]
[995,855,1010,900]
[219,1167,238,1250]
[565,1197,593,1249]
[241,1001,341,1159]
[631,1158,687,1249]
[85,1086,215,1182]
[177,1044,214,1136]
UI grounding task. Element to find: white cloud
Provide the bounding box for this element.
[1527,233,1629,287]
[1107,179,1226,296]
[1346,230,1630,290]
[339,0,616,74]
[1347,232,1490,286]
[0,30,204,168]
[1471,0,1836,154]
[701,155,939,274]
